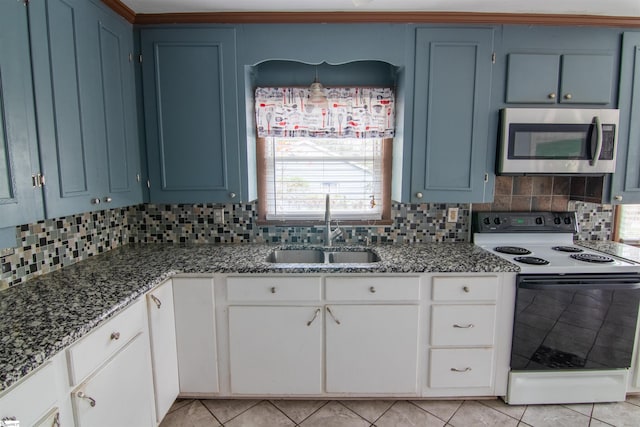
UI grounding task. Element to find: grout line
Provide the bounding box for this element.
[336,400,375,425]
[476,399,527,422]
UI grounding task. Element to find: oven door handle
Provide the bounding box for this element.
[518,276,640,291]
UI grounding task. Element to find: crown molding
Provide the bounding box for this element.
[100,2,640,27]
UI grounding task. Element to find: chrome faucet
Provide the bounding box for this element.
[324,194,342,246]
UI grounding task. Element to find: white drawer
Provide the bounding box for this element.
[67,299,145,385]
[432,276,498,301]
[227,276,322,301]
[325,276,420,301]
[429,348,494,388]
[431,305,496,346]
[0,362,58,426]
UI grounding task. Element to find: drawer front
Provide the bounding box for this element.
[325,277,420,301]
[67,299,145,385]
[432,276,498,301]
[0,362,57,426]
[227,276,322,301]
[429,348,494,388]
[431,305,496,346]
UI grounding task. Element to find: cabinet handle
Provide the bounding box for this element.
[369,286,376,293]
[548,92,557,99]
[90,198,101,205]
[150,294,162,309]
[53,412,60,427]
[614,195,623,201]
[270,286,276,294]
[110,331,121,340]
[462,286,470,293]
[453,323,474,329]
[564,93,573,100]
[450,367,472,373]
[1,417,19,427]
[76,391,97,407]
[229,192,237,199]
[415,192,423,199]
[306,308,321,326]
[103,196,112,203]
[326,306,341,325]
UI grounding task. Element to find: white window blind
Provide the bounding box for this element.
[264,137,383,221]
[618,205,640,244]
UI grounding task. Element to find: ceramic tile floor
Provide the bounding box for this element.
[159,395,640,427]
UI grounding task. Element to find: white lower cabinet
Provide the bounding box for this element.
[228,306,323,394]
[147,279,179,423]
[429,348,494,388]
[71,334,155,427]
[325,304,420,394]
[172,277,219,394]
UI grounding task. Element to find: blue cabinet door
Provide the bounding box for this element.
[611,32,640,204]
[506,53,560,103]
[0,0,44,228]
[141,28,241,203]
[560,54,614,104]
[411,28,494,203]
[29,0,142,219]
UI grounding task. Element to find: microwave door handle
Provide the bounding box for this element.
[590,115,603,166]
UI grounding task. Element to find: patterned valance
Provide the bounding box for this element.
[255,87,395,138]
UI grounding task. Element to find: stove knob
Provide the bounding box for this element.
[564,217,572,224]
[535,217,543,225]
[483,217,490,225]
[493,217,501,225]
[554,217,561,225]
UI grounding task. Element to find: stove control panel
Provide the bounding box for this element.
[473,211,578,233]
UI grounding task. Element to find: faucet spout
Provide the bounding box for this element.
[324,194,342,246]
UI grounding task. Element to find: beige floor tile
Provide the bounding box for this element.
[588,419,615,427]
[160,401,221,427]
[410,400,462,422]
[225,401,295,427]
[340,400,394,423]
[201,399,260,423]
[562,403,593,417]
[449,401,519,427]
[270,400,327,423]
[479,399,526,420]
[375,401,445,427]
[626,395,640,406]
[521,404,590,427]
[299,401,369,427]
[167,398,194,414]
[592,401,640,427]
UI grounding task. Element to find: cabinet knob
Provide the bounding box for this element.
[270,286,276,294]
[90,198,101,205]
[462,286,470,293]
[76,391,97,407]
[564,93,573,100]
[548,92,557,99]
[415,192,423,199]
[110,331,120,340]
[229,192,237,199]
[614,195,623,201]
[103,196,112,203]
[369,286,376,293]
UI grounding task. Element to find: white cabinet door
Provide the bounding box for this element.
[72,334,155,427]
[147,280,179,422]
[172,277,219,394]
[228,306,323,394]
[325,305,420,394]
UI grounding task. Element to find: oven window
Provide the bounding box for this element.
[508,124,591,159]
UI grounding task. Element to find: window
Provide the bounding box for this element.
[615,205,640,245]
[255,86,395,224]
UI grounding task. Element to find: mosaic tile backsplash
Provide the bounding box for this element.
[0,199,612,289]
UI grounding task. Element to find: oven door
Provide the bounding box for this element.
[511,273,640,371]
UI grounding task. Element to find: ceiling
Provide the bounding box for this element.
[120,0,640,17]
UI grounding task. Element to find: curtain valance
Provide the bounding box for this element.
[255,87,395,138]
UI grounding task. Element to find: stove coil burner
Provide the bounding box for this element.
[570,253,614,263]
[494,246,531,255]
[551,246,584,253]
[514,256,550,265]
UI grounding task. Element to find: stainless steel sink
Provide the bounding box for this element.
[266,248,379,264]
[327,250,380,264]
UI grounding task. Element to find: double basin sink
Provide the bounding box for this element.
[267,248,380,264]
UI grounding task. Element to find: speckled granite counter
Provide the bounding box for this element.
[0,243,518,393]
[577,240,640,264]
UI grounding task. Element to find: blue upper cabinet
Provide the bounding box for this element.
[29,0,143,219]
[611,32,640,204]
[411,27,494,203]
[141,28,241,203]
[0,0,45,228]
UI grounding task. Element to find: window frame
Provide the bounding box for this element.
[614,204,640,246]
[256,137,393,226]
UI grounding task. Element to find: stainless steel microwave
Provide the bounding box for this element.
[498,108,619,175]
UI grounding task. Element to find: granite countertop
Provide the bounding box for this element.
[576,240,640,264]
[0,242,518,393]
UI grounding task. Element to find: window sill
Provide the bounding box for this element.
[255,219,394,227]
